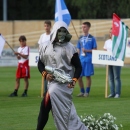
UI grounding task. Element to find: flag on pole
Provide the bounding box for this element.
[112,13,128,61]
[55,0,71,26]
[0,34,5,56]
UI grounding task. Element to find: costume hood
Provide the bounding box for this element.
[50,21,69,43]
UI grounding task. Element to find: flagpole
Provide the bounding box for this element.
[105,65,109,98]
[5,41,15,53]
[71,21,79,39]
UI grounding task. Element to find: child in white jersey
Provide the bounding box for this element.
[9,35,30,97]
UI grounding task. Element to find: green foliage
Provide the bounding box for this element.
[71,0,101,18]
[0,66,130,130]
[116,0,130,18]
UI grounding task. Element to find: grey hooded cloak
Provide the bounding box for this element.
[39,21,87,130]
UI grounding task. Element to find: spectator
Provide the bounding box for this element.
[103,28,121,98]
[38,20,52,96]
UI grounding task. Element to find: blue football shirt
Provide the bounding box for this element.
[77,34,97,63]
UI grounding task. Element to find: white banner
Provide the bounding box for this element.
[29,52,39,66]
[92,50,124,66]
[0,35,5,56]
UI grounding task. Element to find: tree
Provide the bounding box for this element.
[71,0,101,19]
[0,0,130,20]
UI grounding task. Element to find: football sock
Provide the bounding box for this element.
[14,89,18,94]
[86,87,90,93]
[80,88,85,93]
[23,89,27,94]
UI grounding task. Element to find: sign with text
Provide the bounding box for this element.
[29,52,39,66]
[92,50,124,66]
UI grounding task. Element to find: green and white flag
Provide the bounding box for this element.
[112,13,128,61]
[0,34,5,56]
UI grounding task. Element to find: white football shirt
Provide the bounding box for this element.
[103,39,112,52]
[17,46,29,63]
[38,33,50,46]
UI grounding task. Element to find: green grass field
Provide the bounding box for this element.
[0,66,130,130]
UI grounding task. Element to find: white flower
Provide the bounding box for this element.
[80,113,123,130]
[100,121,103,124]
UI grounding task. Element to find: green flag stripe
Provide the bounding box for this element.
[119,24,128,60]
[122,27,128,60]
[112,22,123,58]
[112,21,128,61]
[116,23,124,59]
[112,35,117,51]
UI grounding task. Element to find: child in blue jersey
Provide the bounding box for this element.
[76,22,97,97]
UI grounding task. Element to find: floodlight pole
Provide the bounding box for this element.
[3,0,7,21]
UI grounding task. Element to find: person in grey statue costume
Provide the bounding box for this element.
[36,21,88,130]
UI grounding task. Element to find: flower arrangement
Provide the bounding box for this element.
[80,113,123,130]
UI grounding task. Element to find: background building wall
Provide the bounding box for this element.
[0,19,130,64]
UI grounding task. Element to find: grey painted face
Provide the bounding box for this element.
[50,21,72,44]
[57,27,67,43]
